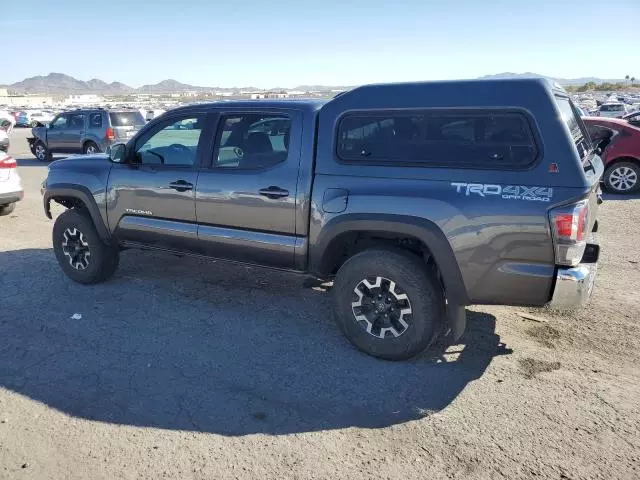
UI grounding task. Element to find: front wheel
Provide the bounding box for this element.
[604,161,640,194]
[30,120,40,128]
[333,248,445,360]
[52,209,119,284]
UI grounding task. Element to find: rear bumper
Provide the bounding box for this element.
[0,190,23,206]
[549,264,597,308]
[549,234,599,309]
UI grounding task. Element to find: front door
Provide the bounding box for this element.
[62,112,86,152]
[107,113,210,251]
[195,110,303,268]
[46,114,69,152]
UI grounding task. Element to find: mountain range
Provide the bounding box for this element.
[1,72,627,95]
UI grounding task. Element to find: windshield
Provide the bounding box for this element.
[600,104,624,112]
[109,111,145,127]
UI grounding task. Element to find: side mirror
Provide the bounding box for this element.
[107,143,127,163]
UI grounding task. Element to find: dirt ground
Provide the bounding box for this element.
[1,129,639,479]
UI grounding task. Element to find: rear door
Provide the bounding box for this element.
[46,114,69,152]
[109,111,145,143]
[62,113,86,152]
[107,112,211,251]
[194,109,303,268]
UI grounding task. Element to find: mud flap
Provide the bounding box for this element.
[447,304,467,341]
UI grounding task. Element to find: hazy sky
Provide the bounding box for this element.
[3,0,638,88]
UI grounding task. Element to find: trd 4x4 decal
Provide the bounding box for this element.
[451,183,553,202]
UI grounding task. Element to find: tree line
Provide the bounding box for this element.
[566,75,637,92]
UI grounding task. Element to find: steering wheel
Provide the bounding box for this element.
[233,147,244,159]
[168,144,191,154]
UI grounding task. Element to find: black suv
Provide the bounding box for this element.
[28,108,145,161]
[42,79,603,360]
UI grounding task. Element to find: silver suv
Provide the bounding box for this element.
[28,109,145,161]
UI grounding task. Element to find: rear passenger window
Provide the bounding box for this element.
[89,113,102,128]
[213,114,291,169]
[337,111,538,168]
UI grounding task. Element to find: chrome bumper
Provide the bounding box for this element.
[549,263,597,308]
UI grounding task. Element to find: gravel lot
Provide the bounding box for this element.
[1,128,639,479]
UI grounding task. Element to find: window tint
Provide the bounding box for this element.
[109,111,145,127]
[135,116,204,166]
[337,111,537,168]
[556,97,591,160]
[68,114,85,129]
[89,113,103,128]
[213,114,291,169]
[51,115,68,129]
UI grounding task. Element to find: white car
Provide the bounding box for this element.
[596,102,630,118]
[0,150,23,216]
[0,111,15,152]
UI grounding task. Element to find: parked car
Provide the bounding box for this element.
[145,109,166,122]
[42,79,602,360]
[622,110,640,127]
[0,150,23,216]
[584,116,640,193]
[0,111,16,152]
[595,102,630,118]
[28,108,145,161]
[16,110,55,128]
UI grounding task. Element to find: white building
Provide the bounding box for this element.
[65,94,103,105]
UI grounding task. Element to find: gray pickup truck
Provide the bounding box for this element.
[42,79,603,360]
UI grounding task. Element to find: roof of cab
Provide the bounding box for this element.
[342,77,566,99]
[177,99,328,114]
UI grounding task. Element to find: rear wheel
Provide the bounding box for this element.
[0,203,16,216]
[34,141,50,162]
[30,120,39,128]
[52,209,119,284]
[333,248,444,360]
[83,141,100,155]
[604,161,640,194]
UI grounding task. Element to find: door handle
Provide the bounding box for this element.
[259,186,289,199]
[169,180,193,192]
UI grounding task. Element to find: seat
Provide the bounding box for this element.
[244,132,273,154]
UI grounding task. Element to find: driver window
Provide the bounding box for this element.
[50,115,68,130]
[136,116,204,166]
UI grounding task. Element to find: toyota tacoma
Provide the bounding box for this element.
[41,79,603,360]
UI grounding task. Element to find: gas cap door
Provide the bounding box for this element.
[322,188,349,213]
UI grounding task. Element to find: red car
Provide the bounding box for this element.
[584,113,640,194]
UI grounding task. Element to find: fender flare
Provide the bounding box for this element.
[43,184,110,242]
[310,213,470,305]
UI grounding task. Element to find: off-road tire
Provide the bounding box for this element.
[333,248,444,360]
[52,209,119,284]
[0,203,16,216]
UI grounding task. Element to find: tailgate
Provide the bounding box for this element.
[108,111,144,142]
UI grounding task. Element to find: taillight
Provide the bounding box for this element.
[105,127,115,140]
[0,155,16,169]
[550,200,589,266]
